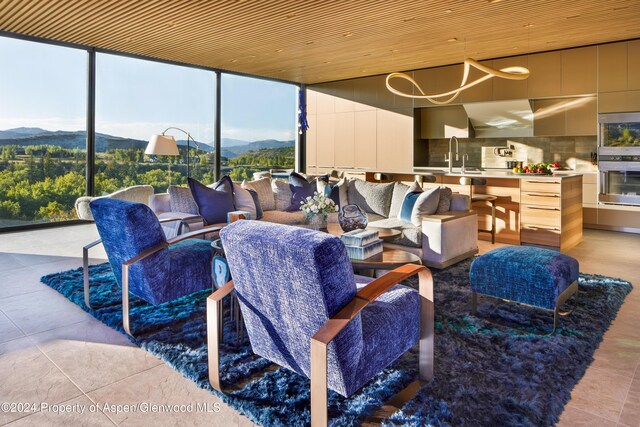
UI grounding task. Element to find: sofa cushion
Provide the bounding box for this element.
[368,217,422,248]
[329,177,350,208]
[188,177,235,225]
[168,185,199,215]
[437,186,453,213]
[399,191,422,223]
[288,172,317,211]
[234,186,258,219]
[272,179,293,211]
[388,182,410,218]
[347,179,395,217]
[242,178,275,211]
[260,209,306,225]
[411,186,440,227]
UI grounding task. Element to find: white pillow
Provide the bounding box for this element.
[411,186,441,227]
[233,186,257,219]
[242,178,275,211]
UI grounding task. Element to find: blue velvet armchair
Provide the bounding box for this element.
[208,221,434,426]
[85,198,220,336]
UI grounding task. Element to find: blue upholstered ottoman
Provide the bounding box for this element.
[469,246,579,333]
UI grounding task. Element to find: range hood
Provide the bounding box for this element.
[463,99,534,138]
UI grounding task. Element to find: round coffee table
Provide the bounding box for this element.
[325,223,401,241]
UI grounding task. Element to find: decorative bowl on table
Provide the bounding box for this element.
[338,204,368,232]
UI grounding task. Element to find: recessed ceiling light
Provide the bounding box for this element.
[230,59,237,63]
[488,0,503,3]
[523,23,534,28]
[566,15,580,19]
[275,49,283,53]
[363,53,372,57]
[343,32,353,37]
[306,41,314,45]
[324,61,331,64]
[403,17,415,22]
[445,9,452,13]
[447,38,458,42]
[513,46,519,49]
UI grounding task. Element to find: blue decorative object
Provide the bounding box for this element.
[212,256,230,289]
[470,246,579,310]
[188,176,236,224]
[287,171,317,212]
[399,191,422,223]
[89,198,213,306]
[40,258,632,426]
[298,88,309,134]
[338,204,368,232]
[219,220,420,397]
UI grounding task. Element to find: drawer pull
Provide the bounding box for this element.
[526,193,559,198]
[526,206,560,211]
[524,225,560,231]
[525,180,561,184]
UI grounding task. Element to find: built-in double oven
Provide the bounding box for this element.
[598,113,640,206]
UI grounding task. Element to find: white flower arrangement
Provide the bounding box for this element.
[300,191,338,219]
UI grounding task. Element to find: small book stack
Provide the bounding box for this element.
[340,229,383,260]
[227,210,251,223]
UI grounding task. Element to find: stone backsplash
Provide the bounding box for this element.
[421,136,598,171]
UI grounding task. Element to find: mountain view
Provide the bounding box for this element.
[0,127,295,227]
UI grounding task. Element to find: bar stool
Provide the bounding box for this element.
[460,177,498,244]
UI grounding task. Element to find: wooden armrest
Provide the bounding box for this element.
[208,280,235,302]
[312,265,431,345]
[122,225,223,267]
[158,215,202,224]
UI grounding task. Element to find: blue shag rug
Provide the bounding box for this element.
[41,259,632,427]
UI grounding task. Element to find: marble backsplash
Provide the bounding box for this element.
[421,136,598,171]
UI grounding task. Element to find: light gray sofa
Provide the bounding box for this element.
[148,177,478,268]
[75,185,155,221]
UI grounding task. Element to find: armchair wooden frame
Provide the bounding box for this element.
[207,264,434,427]
[83,216,221,336]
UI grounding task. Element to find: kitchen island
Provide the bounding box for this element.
[353,169,583,252]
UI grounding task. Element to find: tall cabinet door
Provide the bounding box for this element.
[333,112,355,168]
[354,110,377,169]
[305,115,317,174]
[315,114,335,168]
[376,109,412,171]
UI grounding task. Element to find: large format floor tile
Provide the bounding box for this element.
[0,309,24,344]
[30,318,163,393]
[0,337,84,425]
[5,395,115,426]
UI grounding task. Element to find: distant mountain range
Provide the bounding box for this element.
[0,127,294,158]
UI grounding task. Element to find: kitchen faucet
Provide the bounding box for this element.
[445,135,459,173]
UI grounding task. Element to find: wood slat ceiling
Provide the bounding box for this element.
[1,0,639,84]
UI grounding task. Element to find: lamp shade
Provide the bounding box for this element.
[146,134,179,156]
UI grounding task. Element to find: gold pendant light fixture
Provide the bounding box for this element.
[386,58,530,105]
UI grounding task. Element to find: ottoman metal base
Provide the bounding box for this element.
[471,280,579,335]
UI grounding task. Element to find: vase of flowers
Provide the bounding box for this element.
[300,191,338,230]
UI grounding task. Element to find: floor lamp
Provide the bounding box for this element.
[148,127,199,178]
[145,133,179,185]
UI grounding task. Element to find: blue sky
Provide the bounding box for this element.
[0,36,297,144]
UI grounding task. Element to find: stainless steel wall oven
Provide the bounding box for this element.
[598,113,640,206]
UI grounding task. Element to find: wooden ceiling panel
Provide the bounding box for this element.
[1,0,639,84]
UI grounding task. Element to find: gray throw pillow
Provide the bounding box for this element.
[242,178,275,211]
[168,185,199,215]
[388,182,410,219]
[437,186,453,213]
[411,186,441,227]
[233,185,257,218]
[347,179,395,217]
[271,179,293,211]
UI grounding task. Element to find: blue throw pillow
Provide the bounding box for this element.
[399,191,422,223]
[287,172,317,212]
[188,177,235,225]
[246,188,263,220]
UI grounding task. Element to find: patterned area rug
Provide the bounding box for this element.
[41,259,632,426]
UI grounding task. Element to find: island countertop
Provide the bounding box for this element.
[411,168,586,180]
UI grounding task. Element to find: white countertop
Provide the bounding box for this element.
[412,167,585,179]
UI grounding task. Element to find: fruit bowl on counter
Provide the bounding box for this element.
[512,163,560,175]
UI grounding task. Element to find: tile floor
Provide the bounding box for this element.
[0,224,638,426]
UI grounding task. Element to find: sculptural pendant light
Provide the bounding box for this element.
[386,58,530,105]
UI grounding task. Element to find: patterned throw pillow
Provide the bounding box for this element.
[168,185,199,215]
[242,177,275,211]
[271,179,293,211]
[287,172,317,212]
[188,177,236,225]
[437,186,453,213]
[399,191,422,223]
[411,186,441,227]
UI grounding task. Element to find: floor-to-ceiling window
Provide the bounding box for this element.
[95,53,216,193]
[221,74,297,181]
[0,37,87,228]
